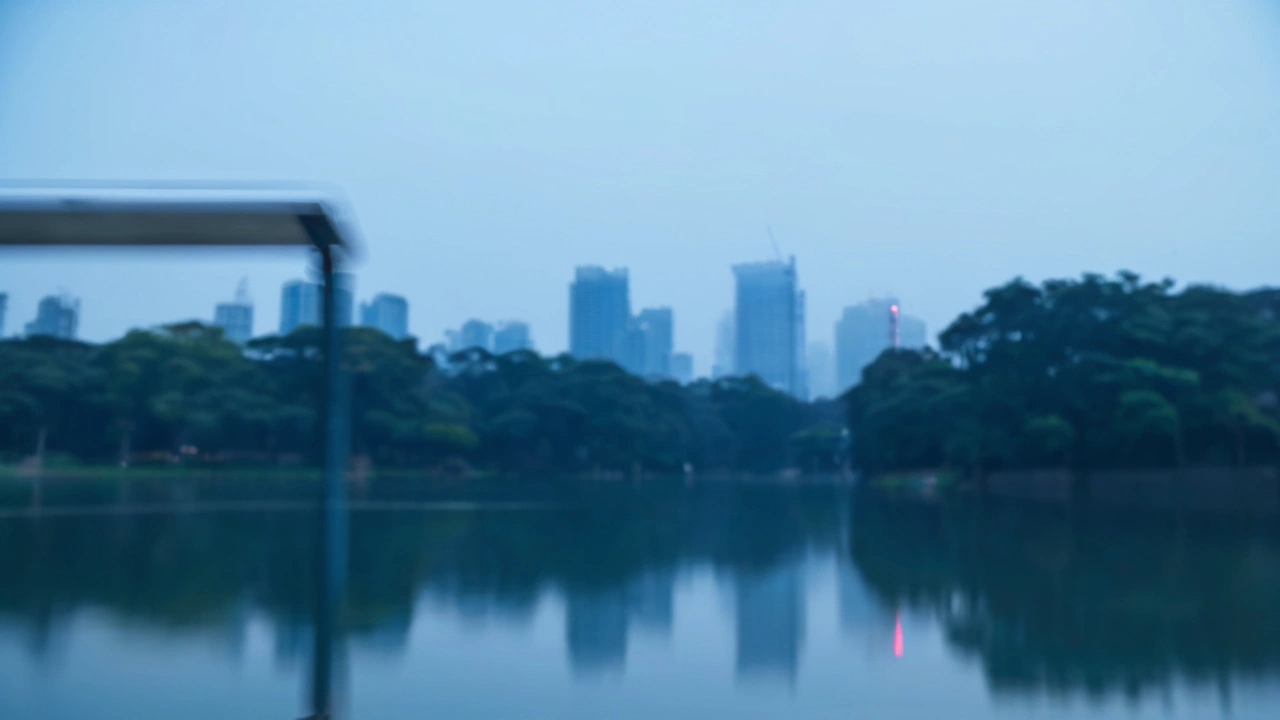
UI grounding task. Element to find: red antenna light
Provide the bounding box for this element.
[889,304,900,349]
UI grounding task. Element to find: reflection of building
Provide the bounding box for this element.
[735,560,805,683]
[25,294,79,339]
[836,559,891,636]
[733,258,804,397]
[351,613,412,657]
[628,569,675,634]
[360,293,409,340]
[272,617,312,670]
[569,266,630,364]
[835,299,926,392]
[566,587,629,676]
[213,280,254,344]
[0,292,7,337]
[493,321,532,354]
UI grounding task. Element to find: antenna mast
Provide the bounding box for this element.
[766,225,783,263]
[235,277,251,305]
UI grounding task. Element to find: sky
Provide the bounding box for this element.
[2,0,1280,374]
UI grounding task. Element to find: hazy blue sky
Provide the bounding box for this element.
[3,0,1280,372]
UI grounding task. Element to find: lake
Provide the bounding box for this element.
[2,476,1279,719]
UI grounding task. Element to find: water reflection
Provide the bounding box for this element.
[2,478,1280,718]
[850,493,1280,703]
[734,562,804,684]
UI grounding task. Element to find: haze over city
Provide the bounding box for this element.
[4,0,1280,375]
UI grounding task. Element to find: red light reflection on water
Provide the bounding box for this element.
[893,610,903,657]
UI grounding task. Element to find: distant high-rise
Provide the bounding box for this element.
[670,352,694,384]
[622,320,648,375]
[25,294,79,339]
[493,321,533,354]
[279,280,319,334]
[569,266,630,364]
[279,274,354,335]
[835,299,926,392]
[213,279,254,344]
[452,319,494,352]
[794,290,808,400]
[360,293,409,340]
[634,307,673,377]
[712,310,735,378]
[733,258,803,396]
[900,313,927,350]
[806,341,837,399]
[0,293,7,338]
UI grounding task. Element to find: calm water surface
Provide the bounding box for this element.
[2,477,1279,719]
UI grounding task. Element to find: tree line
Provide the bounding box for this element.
[847,272,1280,474]
[6,271,1276,477]
[0,323,843,474]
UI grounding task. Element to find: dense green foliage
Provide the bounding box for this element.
[848,273,1280,474]
[0,323,841,474]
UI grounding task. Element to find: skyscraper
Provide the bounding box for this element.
[900,313,927,350]
[806,341,837,399]
[794,290,808,400]
[360,293,409,340]
[733,258,803,396]
[213,280,254,344]
[25,294,79,339]
[334,274,355,328]
[569,266,630,364]
[493,321,532,354]
[670,352,694,384]
[712,310,735,378]
[0,293,7,338]
[453,319,494,352]
[835,299,926,392]
[279,280,320,335]
[622,319,648,375]
[279,274,354,335]
[634,307,673,377]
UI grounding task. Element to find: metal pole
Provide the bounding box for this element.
[308,242,348,719]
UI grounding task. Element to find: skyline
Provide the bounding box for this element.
[3,260,917,388]
[4,0,1280,375]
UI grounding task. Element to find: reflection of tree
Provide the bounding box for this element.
[0,480,851,671]
[849,491,1280,700]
